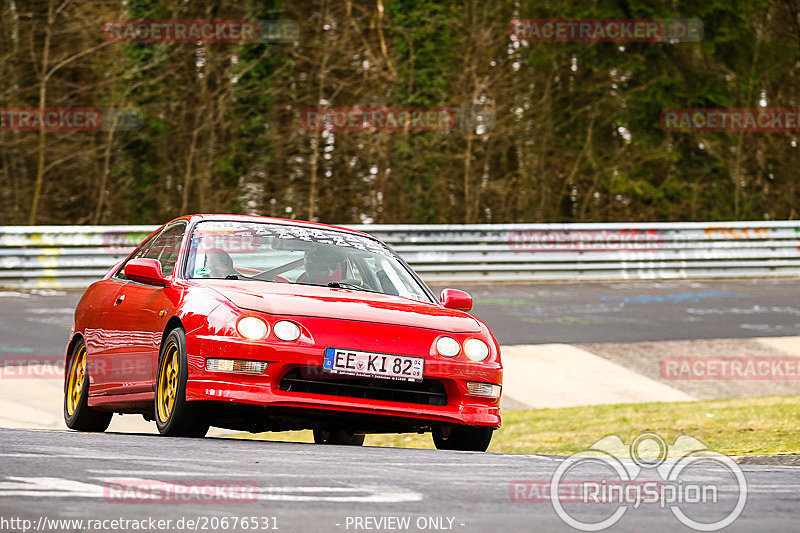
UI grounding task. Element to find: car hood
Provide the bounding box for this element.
[200,280,482,333]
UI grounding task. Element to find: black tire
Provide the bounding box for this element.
[155,328,209,437]
[432,424,493,452]
[313,429,365,446]
[64,340,112,432]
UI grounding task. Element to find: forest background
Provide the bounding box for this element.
[1,0,798,226]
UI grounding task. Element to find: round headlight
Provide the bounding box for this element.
[237,317,269,341]
[273,320,301,342]
[464,338,489,362]
[435,336,460,357]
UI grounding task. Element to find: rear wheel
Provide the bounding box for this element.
[433,424,493,452]
[64,340,112,432]
[313,429,365,446]
[155,328,208,437]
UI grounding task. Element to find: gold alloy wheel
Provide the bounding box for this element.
[66,344,87,416]
[157,341,179,423]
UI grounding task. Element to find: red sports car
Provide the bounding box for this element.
[64,214,502,451]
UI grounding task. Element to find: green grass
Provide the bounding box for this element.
[230,395,800,456]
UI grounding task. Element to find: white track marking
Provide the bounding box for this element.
[0,477,103,497]
[0,476,422,503]
[89,470,307,477]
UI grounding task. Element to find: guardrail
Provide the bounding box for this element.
[2,221,800,288]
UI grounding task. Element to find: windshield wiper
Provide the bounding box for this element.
[327,281,379,293]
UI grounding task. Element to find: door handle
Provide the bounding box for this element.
[114,294,125,306]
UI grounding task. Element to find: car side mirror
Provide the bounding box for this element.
[124,258,168,286]
[440,288,473,312]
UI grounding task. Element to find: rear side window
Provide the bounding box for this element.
[113,232,158,280]
[142,222,187,275]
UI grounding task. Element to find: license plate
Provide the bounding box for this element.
[323,348,424,382]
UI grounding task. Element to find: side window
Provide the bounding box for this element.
[347,258,365,283]
[113,232,158,280]
[348,255,380,291]
[142,222,187,276]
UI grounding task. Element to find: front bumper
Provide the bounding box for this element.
[184,331,502,430]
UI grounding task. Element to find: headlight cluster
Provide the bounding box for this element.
[434,336,490,362]
[435,336,461,357]
[237,317,268,340]
[236,317,302,342]
[463,338,490,362]
[273,320,301,341]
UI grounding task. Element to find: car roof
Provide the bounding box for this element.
[165,214,373,239]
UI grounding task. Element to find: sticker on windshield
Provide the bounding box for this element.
[192,221,243,231]
[192,221,392,257]
[195,267,211,276]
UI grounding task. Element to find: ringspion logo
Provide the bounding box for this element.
[511,433,747,531]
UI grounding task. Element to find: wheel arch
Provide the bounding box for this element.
[64,333,85,390]
[160,317,185,350]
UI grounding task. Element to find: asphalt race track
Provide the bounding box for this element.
[1,428,799,532]
[5,278,800,351]
[3,279,800,531]
[464,278,800,344]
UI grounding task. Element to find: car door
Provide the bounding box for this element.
[79,278,128,394]
[101,222,186,395]
[87,231,159,396]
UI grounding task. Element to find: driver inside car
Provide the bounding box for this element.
[301,244,348,285]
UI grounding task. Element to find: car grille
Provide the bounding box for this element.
[278,367,447,406]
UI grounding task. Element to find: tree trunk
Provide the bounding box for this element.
[28,0,53,225]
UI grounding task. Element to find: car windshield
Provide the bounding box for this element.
[184,221,432,303]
